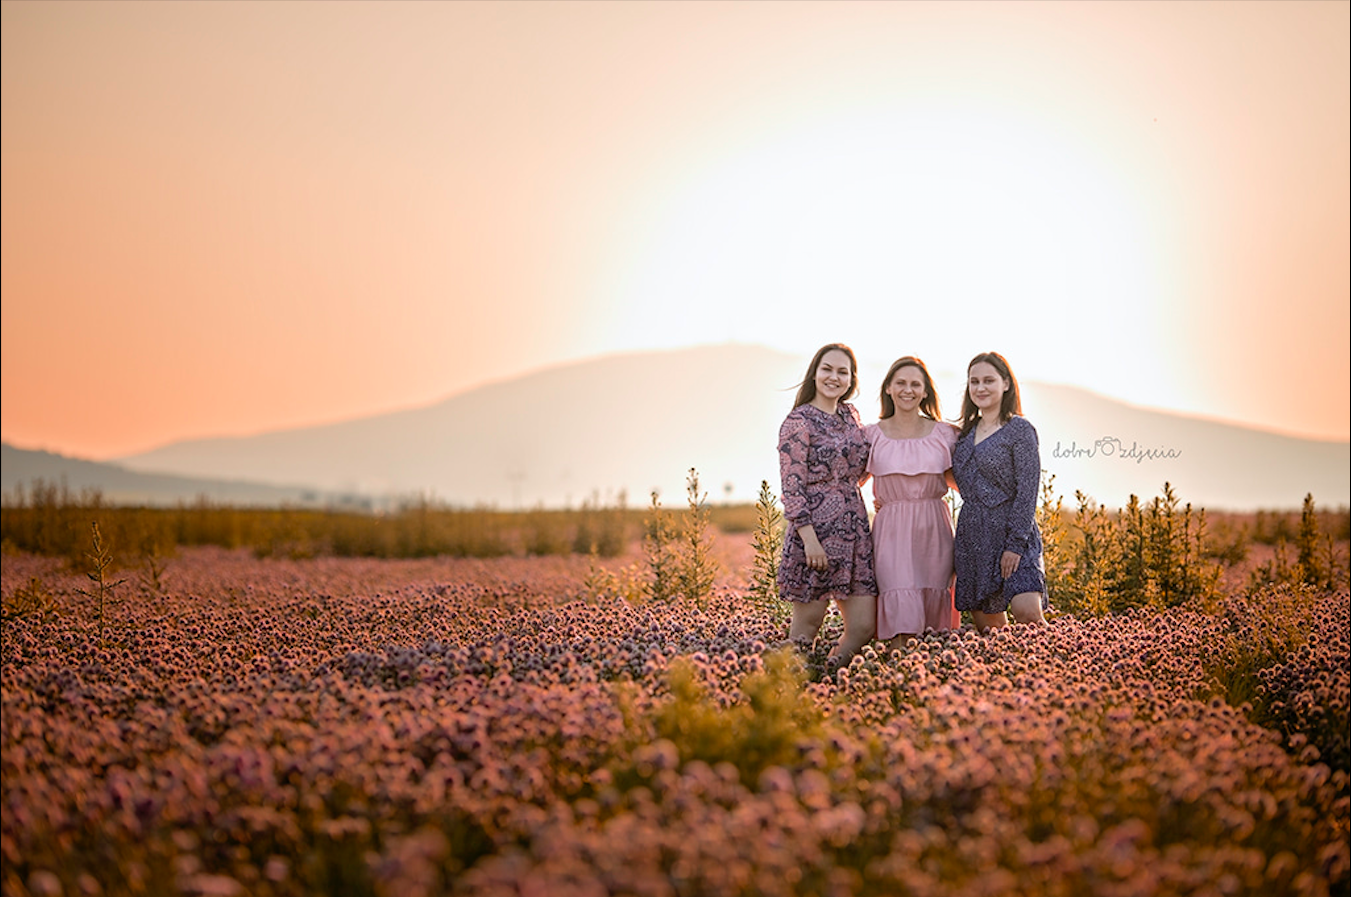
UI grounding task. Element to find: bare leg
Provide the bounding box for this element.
[971,609,1008,632]
[972,593,1045,631]
[788,600,829,647]
[831,594,877,664]
[1009,592,1047,625]
[886,633,920,653]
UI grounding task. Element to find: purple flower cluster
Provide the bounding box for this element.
[2,548,1347,896]
[1257,590,1350,773]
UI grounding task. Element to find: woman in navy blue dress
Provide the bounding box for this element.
[951,352,1048,631]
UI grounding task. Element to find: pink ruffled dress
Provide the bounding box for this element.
[864,421,961,639]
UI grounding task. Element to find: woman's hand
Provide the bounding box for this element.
[1000,550,1021,579]
[800,526,829,572]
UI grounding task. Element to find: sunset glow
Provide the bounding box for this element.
[2,0,1347,459]
[602,101,1169,393]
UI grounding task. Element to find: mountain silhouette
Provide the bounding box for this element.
[0,443,350,507]
[10,344,1347,511]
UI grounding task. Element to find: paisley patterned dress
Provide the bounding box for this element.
[777,402,877,603]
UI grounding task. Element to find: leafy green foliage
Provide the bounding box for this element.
[638,469,720,606]
[75,521,126,645]
[1041,481,1223,616]
[677,469,717,606]
[1249,494,1349,593]
[646,648,823,787]
[642,489,680,603]
[1,576,58,624]
[747,479,786,622]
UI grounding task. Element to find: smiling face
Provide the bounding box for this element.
[886,365,927,415]
[967,361,1009,415]
[814,349,855,405]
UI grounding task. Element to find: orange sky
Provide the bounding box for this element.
[3,0,1348,460]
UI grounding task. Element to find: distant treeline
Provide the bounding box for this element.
[0,481,763,568]
[2,479,1346,600]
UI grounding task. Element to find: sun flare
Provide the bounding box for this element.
[604,101,1170,395]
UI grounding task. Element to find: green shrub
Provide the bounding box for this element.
[747,479,786,623]
[645,648,823,787]
[1249,494,1349,593]
[1042,482,1222,616]
[642,489,680,604]
[677,469,717,606]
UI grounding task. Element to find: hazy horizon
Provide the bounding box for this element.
[4,343,1344,514]
[5,341,1349,462]
[4,1,1348,460]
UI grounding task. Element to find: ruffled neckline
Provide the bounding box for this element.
[871,421,945,442]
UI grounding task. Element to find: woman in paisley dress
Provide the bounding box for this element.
[864,356,961,649]
[778,343,878,663]
[951,351,1048,631]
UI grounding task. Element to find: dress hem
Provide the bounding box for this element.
[877,587,959,638]
[782,590,878,605]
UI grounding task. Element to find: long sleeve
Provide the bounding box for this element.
[778,412,813,529]
[1004,419,1041,555]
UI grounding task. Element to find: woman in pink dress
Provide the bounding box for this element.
[864,356,961,650]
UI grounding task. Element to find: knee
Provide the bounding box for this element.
[972,610,1007,631]
[1010,593,1047,624]
[851,599,876,642]
[853,615,877,644]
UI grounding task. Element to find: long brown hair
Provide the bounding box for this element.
[958,351,1022,436]
[793,343,860,408]
[878,356,941,421]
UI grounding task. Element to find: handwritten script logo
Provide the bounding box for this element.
[1052,437,1182,464]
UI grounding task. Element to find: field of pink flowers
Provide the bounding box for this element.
[2,544,1347,897]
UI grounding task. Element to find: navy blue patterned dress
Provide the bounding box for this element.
[778,402,878,603]
[951,416,1046,614]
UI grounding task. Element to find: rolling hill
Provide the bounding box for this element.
[0,444,362,508]
[7,344,1346,511]
[101,344,1350,512]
